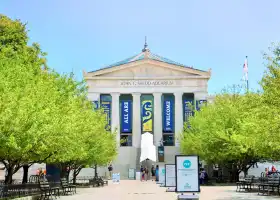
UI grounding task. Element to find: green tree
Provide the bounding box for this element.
[0,15,117,184]
[260,43,280,160]
[180,87,269,181]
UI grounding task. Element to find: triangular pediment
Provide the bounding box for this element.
[85,59,211,79]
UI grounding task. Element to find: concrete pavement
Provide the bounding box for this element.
[59,180,279,200]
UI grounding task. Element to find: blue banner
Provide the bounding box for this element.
[196,100,207,111]
[163,100,173,132]
[183,100,194,122]
[101,101,111,130]
[121,100,132,133]
[92,101,99,110]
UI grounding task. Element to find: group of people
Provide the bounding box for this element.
[264,165,278,176]
[140,164,159,181]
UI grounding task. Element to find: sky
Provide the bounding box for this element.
[1,0,279,94]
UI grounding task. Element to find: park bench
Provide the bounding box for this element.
[89,176,108,187]
[100,176,108,186]
[258,177,280,196]
[39,180,60,199]
[60,178,76,195]
[236,176,254,192]
[0,183,40,198]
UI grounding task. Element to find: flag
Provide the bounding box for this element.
[243,57,248,81]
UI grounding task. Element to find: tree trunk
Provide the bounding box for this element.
[58,163,69,179]
[94,164,98,178]
[243,168,248,177]
[5,165,15,184]
[22,164,29,184]
[73,166,82,184]
[229,165,240,183]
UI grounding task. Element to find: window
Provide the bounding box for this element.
[120,135,132,147]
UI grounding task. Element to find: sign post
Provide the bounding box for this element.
[165,164,176,192]
[175,155,200,200]
[112,173,120,184]
[158,165,166,187]
[128,168,135,180]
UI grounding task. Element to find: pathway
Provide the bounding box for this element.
[59,180,280,200]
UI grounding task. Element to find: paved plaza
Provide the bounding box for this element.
[59,180,279,200]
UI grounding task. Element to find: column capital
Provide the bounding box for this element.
[111,92,120,97]
[174,92,183,97]
[153,92,162,97]
[132,92,141,97]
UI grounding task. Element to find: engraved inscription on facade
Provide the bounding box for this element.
[119,80,174,87]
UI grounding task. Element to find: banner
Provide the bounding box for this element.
[101,101,111,130]
[142,100,153,132]
[92,101,99,110]
[163,100,174,132]
[165,164,176,187]
[175,155,200,193]
[121,100,132,133]
[196,100,207,111]
[183,100,193,122]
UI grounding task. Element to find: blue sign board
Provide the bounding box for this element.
[183,100,194,122]
[101,101,111,130]
[196,100,207,111]
[163,100,173,132]
[121,100,132,133]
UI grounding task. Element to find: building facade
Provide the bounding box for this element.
[83,44,211,178]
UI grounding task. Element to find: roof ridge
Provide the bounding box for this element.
[89,49,206,73]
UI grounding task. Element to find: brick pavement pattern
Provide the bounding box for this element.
[59,180,279,200]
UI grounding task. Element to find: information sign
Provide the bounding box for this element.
[158,165,166,185]
[165,164,176,187]
[175,155,200,193]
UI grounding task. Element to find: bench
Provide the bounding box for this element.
[39,180,60,199]
[100,176,108,186]
[61,178,76,195]
[236,177,254,192]
[0,183,40,198]
[258,177,280,196]
[89,176,108,187]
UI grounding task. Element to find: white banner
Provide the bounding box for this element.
[158,165,165,185]
[175,155,200,192]
[165,164,176,187]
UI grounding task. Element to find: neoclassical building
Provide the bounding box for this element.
[83,43,211,178]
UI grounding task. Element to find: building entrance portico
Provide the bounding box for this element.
[84,42,211,178]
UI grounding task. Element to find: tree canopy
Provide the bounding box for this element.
[0,14,117,184]
[180,45,280,181]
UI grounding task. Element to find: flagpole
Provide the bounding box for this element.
[246,56,249,92]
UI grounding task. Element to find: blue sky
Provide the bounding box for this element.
[1,0,279,94]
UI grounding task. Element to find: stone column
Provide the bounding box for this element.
[132,93,141,148]
[153,93,162,146]
[111,93,120,147]
[175,92,183,147]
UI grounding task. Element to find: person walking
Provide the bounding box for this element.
[140,165,144,181]
[155,165,159,181]
[151,165,155,181]
[142,167,146,181]
[145,167,149,181]
[108,164,113,179]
